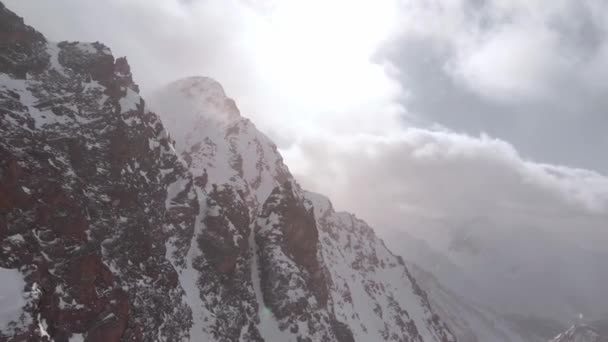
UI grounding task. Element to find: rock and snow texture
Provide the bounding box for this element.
[150,74,457,341]
[151,76,294,340]
[149,76,291,205]
[0,2,196,340]
[0,1,458,341]
[551,325,607,342]
[302,190,455,342]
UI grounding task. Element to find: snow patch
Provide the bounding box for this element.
[0,268,26,333]
[119,88,141,114]
[46,42,67,76]
[0,74,90,129]
[69,333,85,342]
[165,177,190,210]
[303,191,332,218]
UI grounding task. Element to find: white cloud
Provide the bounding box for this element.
[282,127,608,320]
[387,0,608,102]
[283,128,608,243]
[452,23,562,100]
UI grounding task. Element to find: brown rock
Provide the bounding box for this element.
[85,293,129,342]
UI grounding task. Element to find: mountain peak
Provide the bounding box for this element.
[160,75,240,122]
[149,76,244,153]
[169,76,226,99]
[151,75,292,206]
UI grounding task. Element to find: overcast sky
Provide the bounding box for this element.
[6,0,608,249]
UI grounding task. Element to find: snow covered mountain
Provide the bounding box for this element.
[550,325,607,342]
[0,2,457,341]
[148,75,456,341]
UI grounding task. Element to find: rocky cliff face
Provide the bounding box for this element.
[0,2,456,341]
[0,2,196,341]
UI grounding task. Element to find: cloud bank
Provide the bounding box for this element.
[382,0,608,171]
[282,126,608,320]
[284,129,608,246]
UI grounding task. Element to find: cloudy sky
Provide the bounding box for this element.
[7,0,608,249]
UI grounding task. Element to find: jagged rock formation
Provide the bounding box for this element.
[0,2,457,341]
[0,2,196,340]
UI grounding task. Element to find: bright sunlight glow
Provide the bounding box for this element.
[240,0,403,136]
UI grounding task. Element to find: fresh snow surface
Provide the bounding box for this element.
[46,42,67,76]
[304,191,450,342]
[164,177,190,210]
[119,88,140,114]
[149,76,290,207]
[0,268,26,332]
[69,333,85,342]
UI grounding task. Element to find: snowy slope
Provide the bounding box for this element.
[551,325,608,342]
[149,76,291,207]
[303,191,455,342]
[151,76,294,340]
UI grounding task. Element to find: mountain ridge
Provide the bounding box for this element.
[150,72,458,341]
[0,2,457,341]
